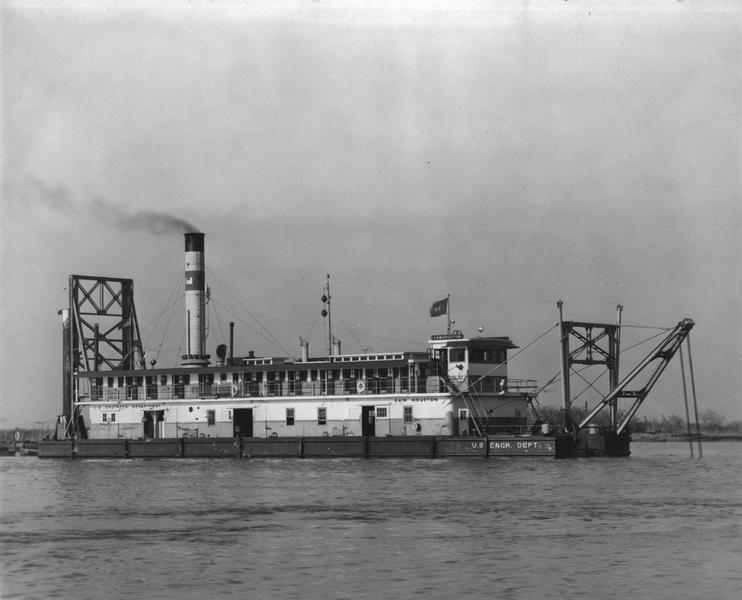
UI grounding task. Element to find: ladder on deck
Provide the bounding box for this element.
[438,367,489,437]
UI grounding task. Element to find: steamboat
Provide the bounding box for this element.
[39,233,696,459]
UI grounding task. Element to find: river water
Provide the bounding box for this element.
[0,442,740,600]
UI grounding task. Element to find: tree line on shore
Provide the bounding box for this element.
[535,405,741,436]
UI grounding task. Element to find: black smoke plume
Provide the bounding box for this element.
[23,178,200,234]
[91,197,201,234]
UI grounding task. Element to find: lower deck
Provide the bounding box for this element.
[75,391,531,440]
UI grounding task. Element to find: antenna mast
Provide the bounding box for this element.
[321,274,332,355]
[446,294,452,334]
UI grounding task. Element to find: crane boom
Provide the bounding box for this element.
[576,318,695,434]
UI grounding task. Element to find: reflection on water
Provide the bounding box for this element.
[1,442,740,600]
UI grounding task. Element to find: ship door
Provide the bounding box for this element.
[362,406,376,437]
[143,410,164,439]
[233,408,253,438]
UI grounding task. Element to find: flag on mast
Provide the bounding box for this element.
[429,297,448,318]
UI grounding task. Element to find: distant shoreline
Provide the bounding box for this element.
[632,433,742,442]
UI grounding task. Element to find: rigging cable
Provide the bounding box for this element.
[334,311,372,353]
[209,297,294,357]
[205,267,293,357]
[467,322,559,389]
[152,294,184,366]
[301,313,322,352]
[141,273,184,349]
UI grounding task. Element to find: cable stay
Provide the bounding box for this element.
[205,267,293,358]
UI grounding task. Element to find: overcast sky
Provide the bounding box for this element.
[1,0,740,428]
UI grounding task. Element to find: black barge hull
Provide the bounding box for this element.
[37,434,629,459]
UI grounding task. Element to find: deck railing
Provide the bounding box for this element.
[91,377,445,402]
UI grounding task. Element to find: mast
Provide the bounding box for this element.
[611,303,623,429]
[446,294,452,335]
[322,274,332,355]
[557,299,571,431]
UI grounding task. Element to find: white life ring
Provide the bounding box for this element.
[231,384,239,397]
[456,371,466,383]
[356,380,366,393]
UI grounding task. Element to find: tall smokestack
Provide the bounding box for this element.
[182,233,210,366]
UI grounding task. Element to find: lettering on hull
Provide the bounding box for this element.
[489,439,555,455]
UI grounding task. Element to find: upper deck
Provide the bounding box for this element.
[76,333,536,403]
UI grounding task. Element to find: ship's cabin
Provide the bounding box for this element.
[428,331,532,394]
[78,332,536,402]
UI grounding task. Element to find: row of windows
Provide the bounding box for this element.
[100,406,454,426]
[285,406,410,425]
[449,348,507,364]
[97,367,421,388]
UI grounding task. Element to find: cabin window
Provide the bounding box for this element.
[118,377,124,387]
[183,374,191,385]
[107,377,114,387]
[286,408,295,426]
[102,413,108,423]
[300,370,307,383]
[220,373,227,382]
[403,406,413,424]
[160,375,168,386]
[93,378,103,401]
[450,348,466,362]
[207,410,215,426]
[459,409,468,420]
[317,407,327,425]
[110,413,116,423]
[376,407,388,419]
[146,376,158,400]
[470,348,502,363]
